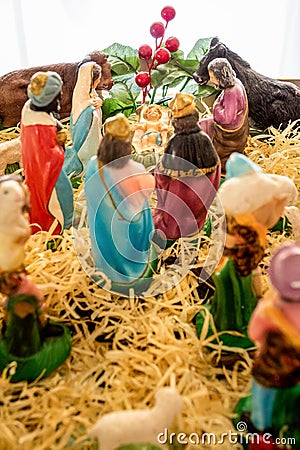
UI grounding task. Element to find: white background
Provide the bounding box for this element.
[1,0,299,79]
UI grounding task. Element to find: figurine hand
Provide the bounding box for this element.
[92,98,103,109]
[56,129,67,146]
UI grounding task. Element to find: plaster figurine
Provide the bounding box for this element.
[198,58,249,173]
[153,93,221,241]
[235,241,300,449]
[195,153,298,349]
[88,387,183,450]
[0,51,113,128]
[194,38,300,131]
[21,71,74,234]
[132,104,171,152]
[84,113,157,296]
[63,61,103,177]
[0,175,71,382]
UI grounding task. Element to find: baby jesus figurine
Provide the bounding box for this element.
[132,104,171,153]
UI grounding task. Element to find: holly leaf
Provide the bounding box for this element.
[171,58,200,76]
[102,43,139,75]
[186,37,215,60]
[180,79,217,98]
[110,73,141,103]
[102,98,135,121]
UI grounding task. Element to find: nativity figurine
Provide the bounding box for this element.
[88,387,183,450]
[132,104,171,153]
[0,51,113,128]
[0,174,71,382]
[20,70,74,235]
[153,92,221,243]
[235,241,300,449]
[63,61,103,177]
[195,152,298,349]
[198,57,249,173]
[194,37,300,131]
[84,113,157,296]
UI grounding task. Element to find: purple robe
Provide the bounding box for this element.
[200,79,249,172]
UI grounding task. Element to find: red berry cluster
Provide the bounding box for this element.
[135,6,180,103]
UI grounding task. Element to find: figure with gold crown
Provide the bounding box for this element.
[21,71,74,235]
[152,93,221,243]
[84,113,157,296]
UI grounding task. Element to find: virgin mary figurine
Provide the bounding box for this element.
[63,61,103,177]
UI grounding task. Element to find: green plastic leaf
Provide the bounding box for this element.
[150,65,170,89]
[102,43,139,75]
[151,66,187,89]
[102,98,135,122]
[186,37,215,60]
[172,58,200,76]
[110,73,141,103]
[180,79,217,98]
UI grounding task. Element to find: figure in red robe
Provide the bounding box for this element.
[21,71,73,234]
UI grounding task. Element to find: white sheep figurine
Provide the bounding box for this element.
[88,387,183,450]
[0,174,31,272]
[0,137,22,176]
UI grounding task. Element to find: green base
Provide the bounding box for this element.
[195,259,256,350]
[0,321,72,382]
[195,305,254,350]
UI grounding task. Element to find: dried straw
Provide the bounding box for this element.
[0,122,299,450]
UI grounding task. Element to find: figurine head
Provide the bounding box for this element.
[207,57,235,89]
[154,387,183,414]
[169,93,196,119]
[0,174,30,218]
[92,63,102,90]
[269,242,300,302]
[104,113,131,141]
[98,114,132,167]
[142,104,163,121]
[219,153,297,221]
[28,71,63,108]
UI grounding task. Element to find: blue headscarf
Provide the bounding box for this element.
[28,71,63,107]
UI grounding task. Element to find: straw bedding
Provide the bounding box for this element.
[0,121,299,450]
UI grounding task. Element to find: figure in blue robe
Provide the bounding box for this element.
[84,114,157,296]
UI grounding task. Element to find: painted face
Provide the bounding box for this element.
[144,107,162,121]
[93,76,101,89]
[208,70,219,89]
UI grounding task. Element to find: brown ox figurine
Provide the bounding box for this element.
[0,51,113,128]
